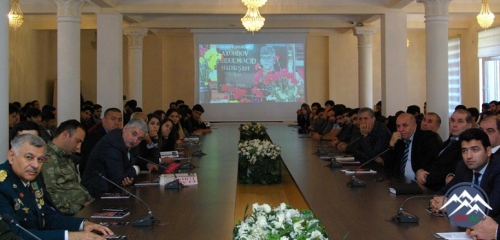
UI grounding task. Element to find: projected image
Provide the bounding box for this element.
[198,44,305,103]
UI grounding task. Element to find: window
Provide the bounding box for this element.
[480,57,500,103]
[448,38,461,116]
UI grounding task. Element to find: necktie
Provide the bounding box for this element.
[400,140,412,175]
[473,172,481,186]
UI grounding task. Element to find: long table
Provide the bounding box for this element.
[265,124,458,239]
[76,123,458,239]
[76,124,240,239]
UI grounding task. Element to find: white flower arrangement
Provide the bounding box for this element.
[238,139,281,164]
[234,203,329,240]
[239,122,267,137]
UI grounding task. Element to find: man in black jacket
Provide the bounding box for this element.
[383,113,442,182]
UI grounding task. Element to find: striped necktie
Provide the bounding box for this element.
[400,140,412,175]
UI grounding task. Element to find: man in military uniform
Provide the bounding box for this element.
[42,120,94,215]
[0,134,112,239]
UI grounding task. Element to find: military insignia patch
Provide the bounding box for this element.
[0,170,7,182]
[22,207,29,214]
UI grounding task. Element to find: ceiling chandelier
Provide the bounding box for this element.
[241,0,267,8]
[241,6,265,33]
[477,0,495,29]
[8,0,24,29]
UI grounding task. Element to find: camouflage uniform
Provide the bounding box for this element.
[42,142,94,215]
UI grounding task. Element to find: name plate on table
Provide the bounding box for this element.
[341,169,377,174]
[160,173,198,186]
[335,156,355,161]
[160,151,179,157]
[183,137,200,142]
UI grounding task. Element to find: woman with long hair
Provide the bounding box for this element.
[297,103,311,130]
[166,108,185,143]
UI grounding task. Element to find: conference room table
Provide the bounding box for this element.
[76,123,460,239]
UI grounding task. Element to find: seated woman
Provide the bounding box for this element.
[166,109,185,143]
[146,118,179,173]
[297,103,311,131]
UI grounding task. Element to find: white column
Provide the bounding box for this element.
[96,13,123,111]
[0,1,9,161]
[353,27,378,108]
[418,0,451,139]
[123,28,148,108]
[381,11,408,116]
[54,0,86,124]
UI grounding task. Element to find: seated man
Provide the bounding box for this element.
[0,134,112,239]
[383,113,442,182]
[312,108,337,140]
[353,107,391,164]
[42,120,94,215]
[25,107,51,143]
[82,119,147,198]
[189,104,211,135]
[420,109,472,190]
[309,107,326,134]
[333,108,362,154]
[430,128,500,218]
[8,103,20,142]
[421,112,441,133]
[79,108,122,176]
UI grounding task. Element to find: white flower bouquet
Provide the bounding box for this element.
[239,122,268,140]
[234,203,329,240]
[237,139,281,184]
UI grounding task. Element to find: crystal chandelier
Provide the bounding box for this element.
[477,0,495,29]
[8,0,24,29]
[241,0,267,8]
[241,6,265,33]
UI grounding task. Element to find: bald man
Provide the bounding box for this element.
[383,113,443,182]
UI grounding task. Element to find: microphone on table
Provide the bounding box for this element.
[326,136,363,168]
[184,137,206,156]
[389,195,435,223]
[134,155,184,189]
[1,214,41,240]
[347,146,392,187]
[176,157,196,170]
[94,171,160,227]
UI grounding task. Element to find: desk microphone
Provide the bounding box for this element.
[94,171,160,227]
[1,214,41,240]
[134,155,184,189]
[314,140,329,156]
[389,195,434,223]
[192,141,206,157]
[326,136,363,168]
[347,146,392,187]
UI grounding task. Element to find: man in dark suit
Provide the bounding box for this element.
[353,107,391,164]
[431,128,500,217]
[384,113,443,182]
[82,118,147,198]
[479,116,500,160]
[420,109,472,191]
[0,134,112,239]
[79,108,122,176]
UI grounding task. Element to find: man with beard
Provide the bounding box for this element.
[333,108,362,154]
